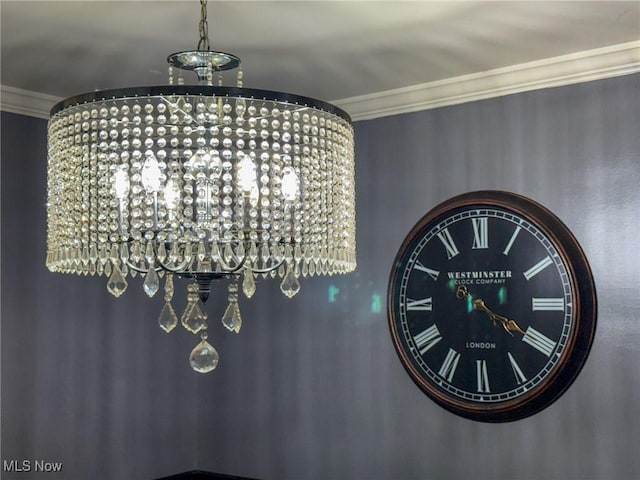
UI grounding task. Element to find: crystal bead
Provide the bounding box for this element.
[189,338,219,373]
[243,240,255,261]
[143,268,160,297]
[242,269,256,298]
[236,242,245,259]
[210,242,220,261]
[280,263,300,298]
[107,265,128,297]
[131,243,141,262]
[164,273,174,302]
[158,302,178,333]
[89,245,98,263]
[224,243,234,264]
[186,281,199,296]
[221,298,242,333]
[145,241,155,264]
[99,245,109,264]
[260,243,270,269]
[157,242,167,262]
[181,300,207,334]
[197,240,206,261]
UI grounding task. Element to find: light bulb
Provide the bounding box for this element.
[113,167,130,200]
[237,155,257,194]
[141,151,162,193]
[281,167,299,202]
[164,178,180,210]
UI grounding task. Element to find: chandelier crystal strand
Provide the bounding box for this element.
[46,0,355,374]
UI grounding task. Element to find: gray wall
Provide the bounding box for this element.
[2,73,639,480]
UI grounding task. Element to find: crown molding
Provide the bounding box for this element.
[334,41,640,121]
[0,85,61,119]
[2,41,639,122]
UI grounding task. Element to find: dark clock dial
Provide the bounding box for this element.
[387,191,596,422]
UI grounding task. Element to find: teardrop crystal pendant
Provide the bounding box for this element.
[221,298,242,333]
[107,264,128,297]
[189,332,219,373]
[181,282,207,334]
[242,268,256,298]
[280,263,300,298]
[158,302,179,333]
[182,300,207,334]
[143,268,160,297]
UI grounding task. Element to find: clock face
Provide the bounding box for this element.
[388,191,596,422]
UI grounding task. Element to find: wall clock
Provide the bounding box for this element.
[387,191,597,422]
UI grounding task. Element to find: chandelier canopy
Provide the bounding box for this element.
[46,0,356,373]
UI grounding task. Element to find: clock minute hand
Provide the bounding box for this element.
[472,299,526,336]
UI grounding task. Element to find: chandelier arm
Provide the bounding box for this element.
[213,243,248,274]
[153,244,245,275]
[124,259,158,274]
[122,243,254,276]
[124,257,190,275]
[157,257,191,273]
[247,257,286,274]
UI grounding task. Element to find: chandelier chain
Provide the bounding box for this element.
[198,0,210,51]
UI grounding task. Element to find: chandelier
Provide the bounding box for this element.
[45,1,356,373]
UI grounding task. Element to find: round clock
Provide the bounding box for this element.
[387,191,597,422]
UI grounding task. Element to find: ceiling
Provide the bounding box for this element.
[1,1,638,120]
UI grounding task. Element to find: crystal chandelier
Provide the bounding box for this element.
[46,1,356,373]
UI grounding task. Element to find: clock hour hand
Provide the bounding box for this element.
[472,299,526,336]
[455,285,526,336]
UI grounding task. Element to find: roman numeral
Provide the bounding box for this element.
[502,226,521,255]
[532,297,565,311]
[437,228,459,259]
[522,326,557,357]
[472,217,488,249]
[507,352,527,385]
[406,297,433,311]
[523,256,553,280]
[476,360,490,393]
[413,324,442,355]
[438,348,460,382]
[413,261,439,280]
